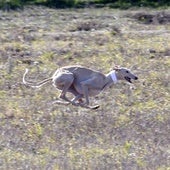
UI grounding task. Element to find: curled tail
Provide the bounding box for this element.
[23,68,52,88]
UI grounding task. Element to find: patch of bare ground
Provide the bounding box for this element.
[127,11,170,24]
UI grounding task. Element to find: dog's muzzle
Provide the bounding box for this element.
[125,76,138,83]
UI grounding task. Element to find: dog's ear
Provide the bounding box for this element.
[113,65,121,71]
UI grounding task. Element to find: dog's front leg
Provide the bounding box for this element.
[80,84,89,106]
[80,78,96,106]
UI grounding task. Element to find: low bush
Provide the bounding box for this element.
[0,0,169,10]
[0,0,23,10]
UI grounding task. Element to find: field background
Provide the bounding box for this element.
[0,5,170,170]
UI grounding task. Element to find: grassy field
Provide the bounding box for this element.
[0,6,170,170]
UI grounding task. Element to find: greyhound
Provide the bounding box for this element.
[23,65,138,109]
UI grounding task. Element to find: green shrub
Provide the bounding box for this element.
[0,0,23,10]
[46,0,77,8]
[0,0,169,10]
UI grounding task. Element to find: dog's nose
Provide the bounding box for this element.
[135,76,138,80]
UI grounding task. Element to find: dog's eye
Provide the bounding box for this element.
[126,71,129,73]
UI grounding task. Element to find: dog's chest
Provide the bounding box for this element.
[74,83,102,96]
[73,74,105,96]
[88,88,102,96]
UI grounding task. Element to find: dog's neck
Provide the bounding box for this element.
[102,70,118,90]
[108,70,118,83]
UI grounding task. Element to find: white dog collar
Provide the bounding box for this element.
[109,70,118,83]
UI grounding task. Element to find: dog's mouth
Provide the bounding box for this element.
[125,77,132,83]
[125,76,138,83]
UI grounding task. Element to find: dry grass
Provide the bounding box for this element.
[0,6,170,170]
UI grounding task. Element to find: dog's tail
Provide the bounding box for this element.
[23,68,52,88]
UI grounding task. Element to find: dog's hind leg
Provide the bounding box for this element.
[53,71,75,104]
[59,83,73,103]
[66,85,84,105]
[71,94,84,105]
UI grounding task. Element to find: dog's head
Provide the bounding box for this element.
[114,66,138,83]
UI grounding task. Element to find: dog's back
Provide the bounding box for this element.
[62,65,105,82]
